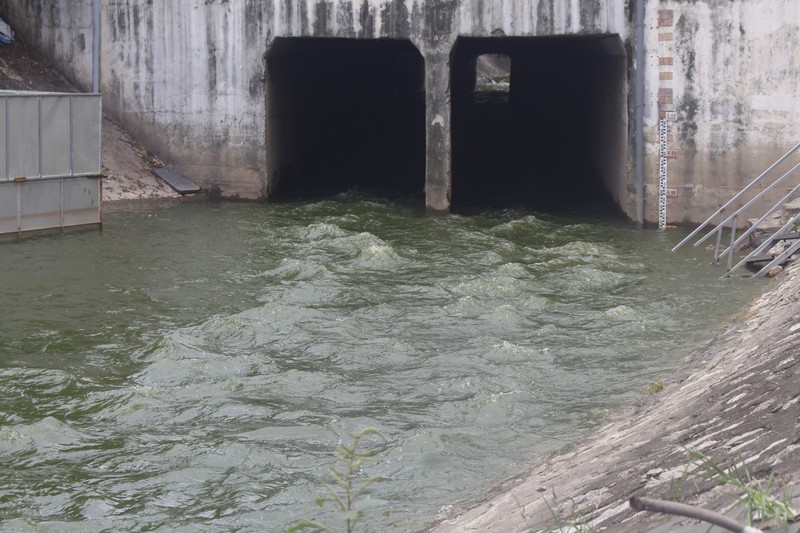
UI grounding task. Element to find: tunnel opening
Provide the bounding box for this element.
[450,35,628,215]
[266,38,426,201]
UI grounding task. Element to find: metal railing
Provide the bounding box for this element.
[727,211,800,277]
[671,143,800,277]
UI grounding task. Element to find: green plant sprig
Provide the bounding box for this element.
[538,489,595,533]
[290,427,388,533]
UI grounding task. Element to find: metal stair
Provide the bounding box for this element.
[671,143,800,278]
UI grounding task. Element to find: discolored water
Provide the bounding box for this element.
[0,196,764,532]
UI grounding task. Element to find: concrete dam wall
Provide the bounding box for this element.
[3,1,799,223]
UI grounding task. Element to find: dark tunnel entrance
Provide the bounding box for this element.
[450,35,628,213]
[266,38,426,200]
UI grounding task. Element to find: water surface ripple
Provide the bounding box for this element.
[0,198,763,531]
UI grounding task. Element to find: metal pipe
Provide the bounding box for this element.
[92,0,101,93]
[634,0,646,227]
[630,496,762,533]
[713,212,724,264]
[37,96,42,178]
[727,215,737,271]
[4,97,8,180]
[69,96,74,175]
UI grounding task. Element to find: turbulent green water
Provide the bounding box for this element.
[0,196,764,532]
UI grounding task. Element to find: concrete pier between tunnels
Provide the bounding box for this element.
[266,34,628,215]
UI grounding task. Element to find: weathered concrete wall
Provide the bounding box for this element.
[1,0,630,208]
[2,0,94,92]
[3,0,797,222]
[100,0,269,199]
[643,0,800,225]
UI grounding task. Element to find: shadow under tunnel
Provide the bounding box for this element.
[266,38,426,201]
[450,35,628,215]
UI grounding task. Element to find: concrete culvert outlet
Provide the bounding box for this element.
[266,38,426,201]
[450,35,628,214]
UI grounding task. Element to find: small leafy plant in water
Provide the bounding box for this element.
[674,448,799,528]
[289,428,387,533]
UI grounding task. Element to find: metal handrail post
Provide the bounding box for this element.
[37,95,42,178]
[3,97,8,180]
[713,212,725,264]
[672,142,800,252]
[727,215,737,271]
[69,95,74,176]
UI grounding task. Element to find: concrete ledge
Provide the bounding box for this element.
[0,222,102,242]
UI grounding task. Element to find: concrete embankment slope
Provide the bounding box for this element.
[431,267,800,532]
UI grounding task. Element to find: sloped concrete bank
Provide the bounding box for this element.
[431,266,800,532]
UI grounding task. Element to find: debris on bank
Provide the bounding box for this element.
[0,17,15,45]
[153,167,201,195]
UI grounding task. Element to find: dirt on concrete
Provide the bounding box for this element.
[0,37,183,203]
[430,265,800,532]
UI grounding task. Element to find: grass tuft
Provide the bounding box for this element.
[647,379,665,395]
[537,490,595,533]
[674,448,798,528]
